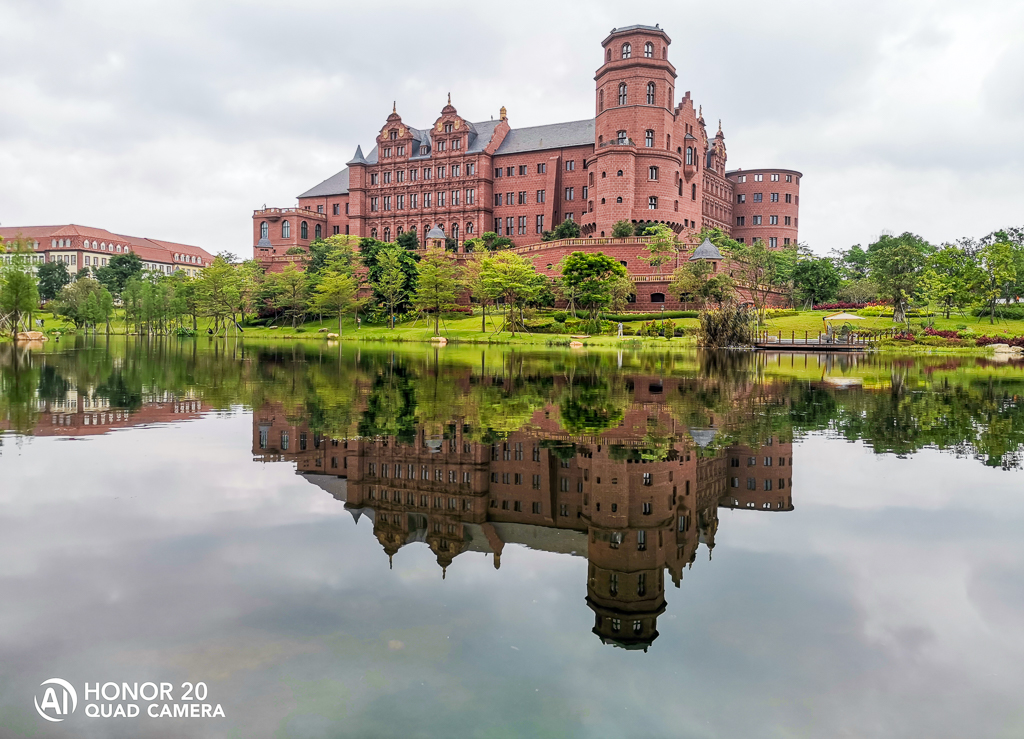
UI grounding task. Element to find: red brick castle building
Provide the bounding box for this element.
[253,24,801,303]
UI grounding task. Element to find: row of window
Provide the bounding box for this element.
[370,189,477,212]
[610,41,660,61]
[735,173,796,183]
[494,161,568,176]
[598,80,671,111]
[260,220,322,240]
[731,477,791,491]
[731,456,791,467]
[735,215,796,227]
[737,193,797,204]
[367,223,474,242]
[367,487,475,511]
[370,162,476,185]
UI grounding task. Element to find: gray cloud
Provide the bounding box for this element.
[0,0,1021,255]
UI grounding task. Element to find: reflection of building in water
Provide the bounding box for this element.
[253,395,794,652]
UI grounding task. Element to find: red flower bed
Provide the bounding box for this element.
[975,335,1024,347]
[923,328,960,339]
[891,331,916,341]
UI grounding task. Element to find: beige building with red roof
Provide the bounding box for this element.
[0,224,213,277]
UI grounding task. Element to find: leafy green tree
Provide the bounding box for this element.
[721,234,795,323]
[267,264,310,329]
[36,261,71,302]
[0,265,40,338]
[975,241,1017,323]
[559,251,632,329]
[922,245,977,318]
[611,220,634,238]
[543,219,581,242]
[478,231,513,251]
[196,255,241,333]
[95,252,143,295]
[396,230,420,251]
[837,244,870,280]
[375,248,409,329]
[867,232,931,322]
[360,238,419,313]
[639,223,678,274]
[480,251,544,335]
[54,277,105,329]
[310,269,362,336]
[122,278,145,333]
[670,260,735,308]
[412,247,462,335]
[307,235,360,275]
[792,256,841,307]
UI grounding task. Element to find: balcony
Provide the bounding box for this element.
[253,207,327,221]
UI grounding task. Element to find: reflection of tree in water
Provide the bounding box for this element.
[358,368,418,445]
[559,374,626,435]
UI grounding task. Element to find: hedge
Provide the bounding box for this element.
[972,305,1024,320]
[603,311,698,322]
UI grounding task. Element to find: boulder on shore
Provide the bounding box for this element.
[327,333,339,339]
[989,343,1023,354]
[16,331,47,342]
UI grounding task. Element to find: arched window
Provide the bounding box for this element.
[617,169,624,176]
[618,83,627,105]
[616,196,623,204]
[686,147,693,165]
[651,293,665,303]
[617,130,627,145]
[301,221,308,239]
[282,220,291,238]
[645,129,654,147]
[599,89,604,112]
[644,42,653,58]
[314,223,322,239]
[622,43,631,59]
[410,225,417,236]
[371,228,378,239]
[692,184,697,201]
[383,227,391,242]
[647,82,655,105]
[116,245,122,253]
[606,48,611,62]
[260,221,268,239]
[466,221,474,234]
[452,223,459,241]
[100,242,106,250]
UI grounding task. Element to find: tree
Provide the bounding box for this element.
[196,255,241,333]
[0,264,39,339]
[479,231,513,251]
[307,234,360,276]
[36,261,71,302]
[639,223,678,274]
[975,241,1017,324]
[837,244,869,280]
[611,220,634,238]
[867,232,931,323]
[792,256,841,307]
[922,245,977,319]
[360,238,419,313]
[462,251,492,332]
[560,251,632,329]
[412,247,462,335]
[95,252,143,295]
[98,287,115,335]
[543,219,581,242]
[267,264,310,329]
[722,235,795,324]
[310,269,362,336]
[54,277,105,329]
[669,260,735,308]
[480,251,544,335]
[375,248,409,329]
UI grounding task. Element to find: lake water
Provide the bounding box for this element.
[2,339,1023,738]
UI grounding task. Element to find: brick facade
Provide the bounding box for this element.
[253,24,802,303]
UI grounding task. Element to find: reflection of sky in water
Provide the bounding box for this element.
[1,413,1023,738]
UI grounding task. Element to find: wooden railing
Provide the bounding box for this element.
[755,328,902,346]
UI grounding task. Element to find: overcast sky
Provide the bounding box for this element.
[1,0,1022,259]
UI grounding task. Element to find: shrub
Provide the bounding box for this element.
[697,305,754,348]
[603,310,698,322]
[765,308,798,318]
[552,311,568,323]
[917,335,951,346]
[295,327,306,333]
[972,305,1024,320]
[923,328,959,339]
[975,335,1024,348]
[814,301,886,310]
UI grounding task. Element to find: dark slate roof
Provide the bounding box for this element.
[689,237,722,261]
[494,119,594,155]
[346,145,368,165]
[467,119,502,153]
[297,167,350,198]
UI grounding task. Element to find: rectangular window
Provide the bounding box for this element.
[515,473,523,485]
[370,173,378,185]
[383,171,391,184]
[506,217,514,234]
[648,196,657,210]
[784,216,791,225]
[565,187,574,200]
[753,193,763,202]
[581,185,588,199]
[518,216,527,235]
[737,194,745,204]
[518,191,527,205]
[452,190,460,206]
[424,193,432,207]
[396,194,404,210]
[537,189,546,203]
[754,174,763,181]
[396,170,404,183]
[643,473,652,486]
[467,189,475,204]
[494,168,502,177]
[537,163,546,174]
[410,169,418,182]
[637,530,647,550]
[785,193,792,203]
[764,479,774,491]
[736,216,745,226]
[747,477,756,490]
[502,472,510,484]
[437,166,445,178]
[506,192,514,206]
[784,237,791,245]
[536,215,544,233]
[495,218,502,235]
[519,165,527,175]
[565,160,575,171]
[317,205,323,213]
[467,163,475,175]
[769,215,778,225]
[506,166,514,177]
[770,192,779,202]
[752,215,762,225]
[786,174,793,182]
[769,237,778,248]
[560,504,569,517]
[771,173,779,181]
[532,474,541,489]
[370,197,379,212]
[424,168,432,180]
[410,193,418,209]
[648,166,658,180]
[332,204,340,215]
[565,213,573,221]
[514,501,522,512]
[494,193,502,206]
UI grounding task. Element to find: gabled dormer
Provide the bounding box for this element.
[376,104,415,162]
[430,94,472,157]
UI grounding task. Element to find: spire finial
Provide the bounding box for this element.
[393,100,396,114]
[442,566,447,580]
[500,105,507,121]
[447,91,451,105]
[718,118,722,133]
[699,105,703,118]
[389,553,393,569]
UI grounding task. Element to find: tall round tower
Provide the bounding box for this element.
[591,25,692,237]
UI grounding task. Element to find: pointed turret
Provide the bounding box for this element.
[347,145,369,166]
